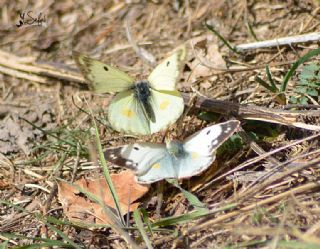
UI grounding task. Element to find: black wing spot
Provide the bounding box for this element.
[104,66,109,71]
[133,147,139,151]
[166,61,170,67]
[206,130,211,135]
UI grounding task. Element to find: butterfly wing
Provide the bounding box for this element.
[177,120,240,178]
[147,47,185,91]
[108,89,184,135]
[136,154,177,184]
[104,143,176,184]
[73,52,134,93]
[148,89,184,134]
[108,90,151,135]
[183,120,240,155]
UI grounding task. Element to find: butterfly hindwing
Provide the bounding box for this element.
[73,52,134,93]
[136,154,177,184]
[108,90,151,135]
[149,89,184,134]
[175,150,216,179]
[148,47,185,91]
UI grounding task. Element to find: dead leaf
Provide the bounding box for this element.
[189,35,226,82]
[0,179,9,189]
[57,170,149,225]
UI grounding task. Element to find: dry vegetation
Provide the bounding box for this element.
[1,0,320,248]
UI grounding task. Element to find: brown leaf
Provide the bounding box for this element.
[189,35,226,82]
[0,179,9,190]
[57,170,149,225]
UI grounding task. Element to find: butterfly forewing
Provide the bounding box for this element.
[104,143,167,176]
[173,120,240,178]
[183,121,240,156]
[148,47,185,91]
[73,52,134,93]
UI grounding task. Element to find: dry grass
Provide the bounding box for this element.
[1,0,320,248]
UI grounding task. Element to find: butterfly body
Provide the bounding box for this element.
[104,120,240,183]
[166,141,186,158]
[74,48,185,135]
[132,80,155,122]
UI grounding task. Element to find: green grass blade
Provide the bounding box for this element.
[13,242,75,249]
[246,21,259,41]
[152,209,208,228]
[281,47,320,92]
[166,179,208,211]
[265,65,278,91]
[141,209,154,235]
[133,209,153,249]
[19,117,77,148]
[152,203,237,228]
[255,75,277,93]
[277,240,320,249]
[222,240,267,249]
[0,240,8,249]
[91,118,125,225]
[205,22,240,54]
[43,222,81,248]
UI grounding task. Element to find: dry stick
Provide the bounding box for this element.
[235,32,320,51]
[181,93,320,131]
[0,50,84,84]
[0,64,48,84]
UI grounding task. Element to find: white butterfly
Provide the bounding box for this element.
[74,47,185,135]
[104,120,240,184]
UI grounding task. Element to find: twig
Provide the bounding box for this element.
[0,50,84,85]
[235,32,320,51]
[182,93,320,131]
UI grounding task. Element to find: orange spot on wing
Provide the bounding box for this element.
[151,163,161,169]
[160,100,170,110]
[191,152,199,160]
[121,108,134,118]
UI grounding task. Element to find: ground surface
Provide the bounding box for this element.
[1,1,320,248]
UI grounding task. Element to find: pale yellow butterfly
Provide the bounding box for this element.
[74,47,185,135]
